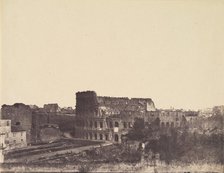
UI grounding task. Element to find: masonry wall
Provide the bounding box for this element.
[0,120,11,133]
[76,91,99,116]
[39,126,61,143]
[1,104,33,144]
[5,131,27,150]
[1,103,76,144]
[49,114,75,132]
[43,104,60,113]
[32,112,76,132]
[75,91,156,143]
[31,112,69,143]
[31,113,48,143]
[159,110,185,128]
[0,134,6,149]
[0,149,4,163]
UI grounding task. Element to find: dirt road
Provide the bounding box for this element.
[6,141,112,163]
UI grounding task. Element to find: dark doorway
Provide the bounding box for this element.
[94,121,97,128]
[114,134,119,142]
[90,133,92,140]
[110,122,113,128]
[100,122,103,128]
[100,134,103,140]
[105,134,108,140]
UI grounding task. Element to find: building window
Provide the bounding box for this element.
[94,133,97,140]
[7,121,10,126]
[94,121,97,128]
[109,121,113,128]
[114,134,119,142]
[16,122,21,126]
[171,122,174,128]
[100,122,103,128]
[123,122,127,128]
[115,121,119,127]
[13,140,16,143]
[100,134,103,140]
[21,139,23,142]
[90,121,93,128]
[90,133,92,140]
[105,134,108,141]
[166,122,169,128]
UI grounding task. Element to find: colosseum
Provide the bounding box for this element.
[75,91,156,143]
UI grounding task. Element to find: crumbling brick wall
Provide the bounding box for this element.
[48,114,75,132]
[76,91,99,116]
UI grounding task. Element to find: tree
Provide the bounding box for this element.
[127,118,145,141]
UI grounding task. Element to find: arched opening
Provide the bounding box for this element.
[90,121,93,128]
[110,121,113,128]
[166,122,169,128]
[171,122,174,128]
[100,122,103,128]
[90,133,92,140]
[123,122,127,128]
[115,121,119,127]
[94,121,97,128]
[105,134,108,141]
[114,134,119,142]
[100,134,103,140]
[94,133,97,140]
[85,121,88,128]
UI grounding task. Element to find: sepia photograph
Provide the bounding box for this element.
[0,0,224,172]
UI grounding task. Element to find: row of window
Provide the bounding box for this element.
[160,122,177,127]
[0,121,10,126]
[160,112,184,116]
[0,121,21,127]
[86,133,109,141]
[84,121,132,129]
[4,132,24,138]
[85,133,119,142]
[4,139,24,144]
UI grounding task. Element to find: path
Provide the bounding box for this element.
[6,141,112,163]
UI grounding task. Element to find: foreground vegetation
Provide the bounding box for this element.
[127,117,223,164]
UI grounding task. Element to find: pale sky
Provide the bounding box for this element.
[1,0,224,110]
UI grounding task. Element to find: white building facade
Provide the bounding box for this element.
[0,119,27,150]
